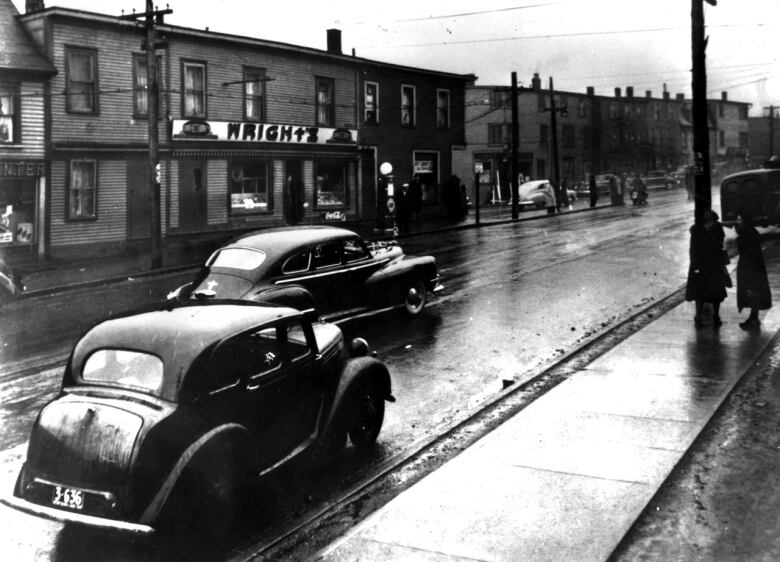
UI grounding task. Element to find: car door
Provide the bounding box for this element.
[341,236,386,308]
[304,241,350,312]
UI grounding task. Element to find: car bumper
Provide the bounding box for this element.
[0,493,154,535]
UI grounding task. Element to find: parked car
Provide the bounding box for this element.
[2,301,394,535]
[518,180,577,211]
[0,252,24,304]
[594,173,617,195]
[641,170,679,190]
[167,226,442,318]
[720,160,780,227]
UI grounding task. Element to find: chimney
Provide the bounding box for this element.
[626,86,634,98]
[614,87,621,98]
[531,73,541,90]
[721,91,728,101]
[326,29,342,54]
[586,86,594,96]
[26,0,44,12]
[663,91,670,100]
[646,90,652,98]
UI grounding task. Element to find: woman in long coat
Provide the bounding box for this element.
[685,209,728,326]
[736,211,772,329]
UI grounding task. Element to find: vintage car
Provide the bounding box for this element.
[640,170,679,190]
[517,180,577,211]
[0,253,24,304]
[2,301,393,535]
[167,226,442,318]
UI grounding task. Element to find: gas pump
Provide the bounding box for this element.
[378,162,397,236]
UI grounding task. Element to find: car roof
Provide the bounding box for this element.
[722,168,780,182]
[69,302,299,398]
[226,226,356,254]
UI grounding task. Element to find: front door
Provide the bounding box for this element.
[179,159,207,232]
[127,161,151,240]
[285,160,304,225]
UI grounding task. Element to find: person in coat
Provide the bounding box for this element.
[735,211,772,329]
[685,209,728,327]
[589,174,598,208]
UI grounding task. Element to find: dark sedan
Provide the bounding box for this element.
[3,301,393,536]
[168,226,443,318]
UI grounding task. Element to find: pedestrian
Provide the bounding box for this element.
[619,172,628,204]
[396,183,411,234]
[735,211,772,330]
[685,166,695,201]
[609,174,619,205]
[588,174,598,208]
[685,209,729,327]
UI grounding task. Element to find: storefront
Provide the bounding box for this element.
[171,120,359,232]
[0,160,44,249]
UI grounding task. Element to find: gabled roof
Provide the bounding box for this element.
[0,0,56,77]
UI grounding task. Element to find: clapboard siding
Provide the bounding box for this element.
[50,159,127,245]
[207,159,227,225]
[15,82,47,158]
[169,160,179,229]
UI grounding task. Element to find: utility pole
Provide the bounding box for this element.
[691,0,716,220]
[121,1,172,268]
[766,105,776,157]
[510,72,519,219]
[541,77,566,211]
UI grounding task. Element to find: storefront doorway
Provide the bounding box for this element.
[285,159,304,224]
[178,159,207,232]
[126,161,151,240]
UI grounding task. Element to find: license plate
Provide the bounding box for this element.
[51,485,85,511]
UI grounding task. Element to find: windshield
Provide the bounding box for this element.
[82,349,164,396]
[208,248,266,270]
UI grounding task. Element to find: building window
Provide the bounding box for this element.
[719,103,725,118]
[666,103,674,120]
[487,123,507,145]
[562,125,575,148]
[490,90,508,109]
[739,106,748,120]
[609,103,617,119]
[0,85,19,143]
[183,61,206,117]
[654,103,660,120]
[66,47,98,114]
[315,162,346,207]
[537,93,546,111]
[719,129,725,147]
[133,54,162,117]
[244,67,266,121]
[578,99,587,118]
[436,89,450,128]
[401,84,416,126]
[539,124,549,146]
[583,126,592,149]
[316,77,335,127]
[68,160,97,220]
[230,160,269,212]
[739,132,748,148]
[365,81,378,123]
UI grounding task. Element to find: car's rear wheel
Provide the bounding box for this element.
[403,277,428,315]
[348,381,385,451]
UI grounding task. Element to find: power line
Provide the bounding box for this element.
[396,3,559,22]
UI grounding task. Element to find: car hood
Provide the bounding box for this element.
[191,272,254,299]
[26,399,143,488]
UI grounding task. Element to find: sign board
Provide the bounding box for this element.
[172,120,358,146]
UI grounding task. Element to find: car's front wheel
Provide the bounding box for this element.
[403,277,428,315]
[348,381,385,451]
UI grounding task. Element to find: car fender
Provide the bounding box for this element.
[138,422,255,526]
[366,254,437,288]
[316,357,392,453]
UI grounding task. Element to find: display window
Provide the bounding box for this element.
[0,178,35,245]
[315,162,347,207]
[230,160,270,213]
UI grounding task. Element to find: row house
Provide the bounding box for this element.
[13,1,473,259]
[0,0,56,257]
[457,73,750,204]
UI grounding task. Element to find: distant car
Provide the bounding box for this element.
[671,165,691,183]
[2,301,394,535]
[594,173,617,195]
[641,170,679,190]
[168,226,442,318]
[518,180,576,211]
[0,253,24,304]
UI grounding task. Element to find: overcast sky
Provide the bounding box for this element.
[12,0,780,116]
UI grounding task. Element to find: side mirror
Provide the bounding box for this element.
[348,337,370,357]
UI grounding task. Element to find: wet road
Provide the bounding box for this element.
[0,189,702,560]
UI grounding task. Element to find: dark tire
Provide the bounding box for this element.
[403,277,428,315]
[347,381,385,451]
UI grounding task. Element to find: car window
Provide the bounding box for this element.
[282,250,311,274]
[285,321,312,362]
[744,177,761,195]
[313,243,341,269]
[721,179,739,196]
[209,248,266,270]
[343,238,369,263]
[83,349,164,395]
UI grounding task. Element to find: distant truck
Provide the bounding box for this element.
[720,158,780,227]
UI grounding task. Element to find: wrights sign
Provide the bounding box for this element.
[173,120,357,145]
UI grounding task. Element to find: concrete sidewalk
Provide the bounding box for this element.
[316,248,780,561]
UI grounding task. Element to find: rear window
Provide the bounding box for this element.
[209,248,266,270]
[82,349,164,395]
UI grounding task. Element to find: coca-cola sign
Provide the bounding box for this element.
[323,211,346,222]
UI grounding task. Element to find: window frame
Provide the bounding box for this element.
[487,123,507,146]
[65,46,99,115]
[562,125,575,148]
[243,66,266,122]
[315,76,335,127]
[364,80,379,124]
[314,161,348,209]
[132,53,162,119]
[436,88,450,129]
[0,83,20,144]
[401,84,416,127]
[67,159,98,221]
[181,59,207,118]
[228,159,272,215]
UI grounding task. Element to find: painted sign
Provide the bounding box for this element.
[0,161,45,177]
[173,120,357,145]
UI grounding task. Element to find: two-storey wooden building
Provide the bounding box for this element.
[13,2,473,259]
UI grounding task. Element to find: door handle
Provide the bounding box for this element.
[246,382,260,391]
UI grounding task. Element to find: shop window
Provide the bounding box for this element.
[66,47,98,114]
[365,81,378,123]
[230,160,269,212]
[183,61,206,117]
[413,152,439,204]
[68,160,97,220]
[133,54,161,117]
[244,67,266,121]
[315,162,346,207]
[401,85,416,126]
[316,77,334,127]
[436,89,450,128]
[1,177,35,245]
[0,85,19,144]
